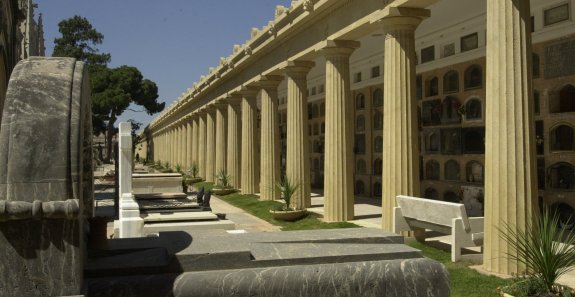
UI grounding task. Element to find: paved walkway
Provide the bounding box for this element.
[210,196,281,232]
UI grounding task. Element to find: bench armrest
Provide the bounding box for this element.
[393,207,411,233]
[468,217,484,233]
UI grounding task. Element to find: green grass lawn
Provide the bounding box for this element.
[407,241,511,297]
[193,181,359,231]
[192,181,215,192]
[219,193,359,231]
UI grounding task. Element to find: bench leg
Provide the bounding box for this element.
[451,238,461,262]
[413,227,426,243]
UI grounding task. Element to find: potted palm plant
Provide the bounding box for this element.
[211,169,235,195]
[269,176,307,221]
[498,206,575,297]
[186,162,203,184]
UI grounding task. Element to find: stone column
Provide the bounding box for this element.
[284,61,314,209]
[198,110,207,179]
[205,105,217,182]
[227,95,242,189]
[215,102,228,178]
[257,75,283,201]
[163,131,167,163]
[322,40,359,222]
[484,0,536,275]
[161,131,165,162]
[186,117,193,170]
[241,87,260,194]
[155,134,159,161]
[181,122,187,168]
[180,122,186,168]
[176,124,182,168]
[167,128,171,166]
[171,127,176,168]
[191,114,199,168]
[380,12,427,231]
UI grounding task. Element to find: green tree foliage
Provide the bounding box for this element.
[52,16,111,65]
[52,16,165,162]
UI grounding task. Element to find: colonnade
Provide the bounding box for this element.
[149,0,536,275]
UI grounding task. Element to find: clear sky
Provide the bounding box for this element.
[35,0,293,128]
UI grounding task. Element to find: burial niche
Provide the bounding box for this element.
[464,65,482,89]
[425,160,440,180]
[550,124,575,151]
[549,162,575,190]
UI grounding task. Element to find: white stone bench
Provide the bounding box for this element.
[393,195,484,262]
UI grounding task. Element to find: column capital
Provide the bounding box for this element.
[225,93,243,107]
[379,7,429,29]
[239,86,259,98]
[255,75,283,90]
[196,107,208,115]
[214,100,228,111]
[283,60,315,78]
[320,40,360,57]
[205,103,218,114]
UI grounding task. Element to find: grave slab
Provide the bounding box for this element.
[142,211,218,222]
[85,229,449,297]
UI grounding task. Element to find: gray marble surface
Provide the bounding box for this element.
[0,57,91,297]
[86,228,450,296]
[86,258,449,297]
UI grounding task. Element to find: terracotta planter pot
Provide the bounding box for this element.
[269,209,307,221]
[212,188,236,195]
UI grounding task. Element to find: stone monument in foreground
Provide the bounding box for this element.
[0,57,93,296]
[117,121,144,238]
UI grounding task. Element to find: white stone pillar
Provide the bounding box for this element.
[198,110,207,179]
[484,0,537,275]
[226,95,242,189]
[380,12,427,231]
[258,75,283,201]
[118,122,143,238]
[205,105,217,182]
[285,61,314,209]
[322,40,359,222]
[241,87,259,194]
[215,102,228,178]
